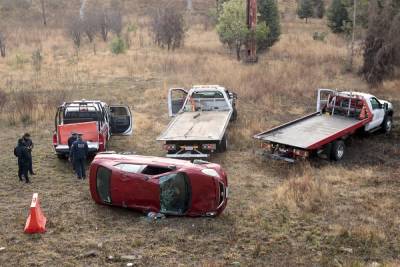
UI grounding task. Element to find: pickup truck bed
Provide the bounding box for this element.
[157,111,231,141]
[255,112,367,149]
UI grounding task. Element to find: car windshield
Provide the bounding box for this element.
[159,172,191,214]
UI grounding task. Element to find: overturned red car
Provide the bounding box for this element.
[89,152,228,217]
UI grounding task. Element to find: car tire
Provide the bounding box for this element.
[381,115,393,134]
[230,108,237,122]
[57,153,66,160]
[218,135,228,153]
[330,140,345,161]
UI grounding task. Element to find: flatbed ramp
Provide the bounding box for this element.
[157,111,230,141]
[256,114,361,149]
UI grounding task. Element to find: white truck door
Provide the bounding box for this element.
[109,105,133,135]
[168,88,187,117]
[365,97,385,131]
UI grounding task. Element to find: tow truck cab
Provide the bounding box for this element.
[53,100,132,158]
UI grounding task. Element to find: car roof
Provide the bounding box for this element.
[94,153,196,168]
[190,85,226,92]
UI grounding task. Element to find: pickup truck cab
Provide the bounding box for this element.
[254,89,393,162]
[53,100,132,158]
[157,85,237,159]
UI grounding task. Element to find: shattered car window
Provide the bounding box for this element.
[159,173,190,214]
[114,163,146,174]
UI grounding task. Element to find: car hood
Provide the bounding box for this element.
[188,174,218,215]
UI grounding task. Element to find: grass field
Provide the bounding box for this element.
[0,1,399,266]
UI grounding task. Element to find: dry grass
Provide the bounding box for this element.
[0,1,399,266]
[273,166,330,213]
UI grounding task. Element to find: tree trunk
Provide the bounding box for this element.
[40,0,47,26]
[0,47,5,58]
[236,44,241,61]
[187,0,193,11]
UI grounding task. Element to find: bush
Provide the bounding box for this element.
[32,49,43,72]
[110,37,125,54]
[258,0,281,50]
[361,0,400,84]
[217,0,249,60]
[298,0,314,23]
[327,0,350,33]
[150,6,186,50]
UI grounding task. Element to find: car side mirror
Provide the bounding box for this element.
[383,103,388,110]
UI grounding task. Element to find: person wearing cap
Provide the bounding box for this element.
[15,138,31,183]
[22,133,35,175]
[69,133,89,179]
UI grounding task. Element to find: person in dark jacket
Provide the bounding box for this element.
[16,138,30,183]
[67,132,78,169]
[69,133,89,179]
[22,133,35,175]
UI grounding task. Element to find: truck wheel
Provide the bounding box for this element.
[330,140,345,161]
[230,108,238,122]
[382,116,392,134]
[218,135,228,153]
[57,154,66,160]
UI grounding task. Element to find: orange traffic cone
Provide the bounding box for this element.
[24,193,46,234]
[359,105,366,120]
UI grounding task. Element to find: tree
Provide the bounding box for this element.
[0,31,6,57]
[40,0,47,26]
[108,10,123,37]
[99,9,110,42]
[327,0,350,33]
[258,0,281,50]
[150,6,186,50]
[298,0,314,23]
[187,0,193,11]
[66,15,83,48]
[313,0,325,18]
[217,0,249,60]
[361,0,400,84]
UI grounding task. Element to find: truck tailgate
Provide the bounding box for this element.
[255,114,363,149]
[157,111,231,141]
[58,121,99,144]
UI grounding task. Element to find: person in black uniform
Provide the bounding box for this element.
[16,138,30,183]
[69,133,89,179]
[67,132,78,169]
[22,133,35,175]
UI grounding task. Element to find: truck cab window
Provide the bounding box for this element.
[370,98,381,110]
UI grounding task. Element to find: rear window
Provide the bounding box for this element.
[192,91,224,99]
[63,106,102,124]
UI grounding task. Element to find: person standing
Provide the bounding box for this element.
[69,133,88,179]
[67,132,78,169]
[22,133,35,175]
[15,138,30,183]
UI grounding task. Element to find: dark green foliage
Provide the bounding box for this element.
[361,0,400,84]
[313,0,325,18]
[110,37,125,54]
[298,0,314,23]
[258,0,281,50]
[327,0,350,33]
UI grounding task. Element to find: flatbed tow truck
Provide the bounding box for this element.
[157,85,237,159]
[254,89,393,162]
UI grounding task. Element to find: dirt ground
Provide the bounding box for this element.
[0,75,399,266]
[0,1,400,266]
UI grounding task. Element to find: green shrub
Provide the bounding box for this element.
[110,37,126,54]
